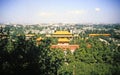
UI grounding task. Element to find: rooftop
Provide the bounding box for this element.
[89,34,111,36]
[58,38,70,42]
[53,31,72,35]
[36,37,43,41]
[51,45,79,51]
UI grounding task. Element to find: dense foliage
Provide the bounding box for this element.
[0,24,120,75]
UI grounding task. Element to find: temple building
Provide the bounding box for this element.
[58,38,70,45]
[89,34,111,37]
[36,37,43,46]
[51,31,79,53]
[52,31,73,38]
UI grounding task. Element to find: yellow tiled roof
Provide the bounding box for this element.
[58,38,70,42]
[89,34,111,36]
[36,37,43,41]
[53,31,71,35]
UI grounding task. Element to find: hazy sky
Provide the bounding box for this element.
[0,0,120,24]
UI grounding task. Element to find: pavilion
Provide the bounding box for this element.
[89,34,111,37]
[51,31,79,53]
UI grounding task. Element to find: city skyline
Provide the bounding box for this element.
[0,0,120,24]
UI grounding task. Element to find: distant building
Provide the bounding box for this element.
[89,34,111,37]
[51,31,79,53]
[52,31,73,38]
[58,38,70,45]
[36,37,43,46]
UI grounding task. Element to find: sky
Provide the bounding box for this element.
[0,0,120,24]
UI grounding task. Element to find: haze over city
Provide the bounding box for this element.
[0,0,120,24]
[0,0,120,75]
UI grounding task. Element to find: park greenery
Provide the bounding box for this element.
[0,24,120,75]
